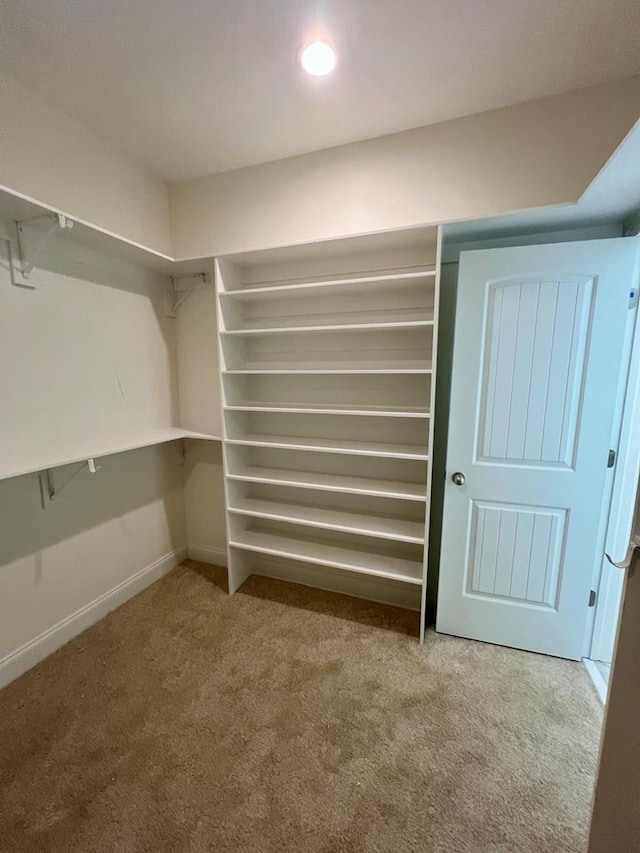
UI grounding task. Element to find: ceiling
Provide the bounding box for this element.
[2,1,639,183]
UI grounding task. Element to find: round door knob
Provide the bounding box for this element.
[451,472,466,486]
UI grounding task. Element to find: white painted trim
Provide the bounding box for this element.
[187,544,229,567]
[589,242,640,660]
[604,245,640,564]
[583,658,608,704]
[0,546,187,690]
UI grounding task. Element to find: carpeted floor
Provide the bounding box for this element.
[0,560,602,853]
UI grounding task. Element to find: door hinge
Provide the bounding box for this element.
[607,449,616,469]
[588,589,597,607]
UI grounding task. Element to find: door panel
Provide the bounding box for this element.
[437,239,639,659]
[468,501,565,607]
[478,276,593,466]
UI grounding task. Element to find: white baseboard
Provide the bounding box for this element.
[583,657,608,704]
[187,543,228,567]
[0,546,187,690]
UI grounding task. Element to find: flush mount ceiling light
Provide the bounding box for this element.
[300,41,336,76]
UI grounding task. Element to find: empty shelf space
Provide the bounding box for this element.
[226,465,427,501]
[224,410,429,459]
[223,372,431,414]
[224,403,430,418]
[229,527,424,585]
[220,319,434,336]
[219,269,437,299]
[221,325,433,373]
[228,497,425,543]
[225,433,428,459]
[237,308,433,332]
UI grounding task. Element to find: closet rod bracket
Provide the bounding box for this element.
[166,272,211,318]
[15,213,74,282]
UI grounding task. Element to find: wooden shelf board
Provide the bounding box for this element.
[220,319,434,336]
[228,498,425,543]
[225,434,428,460]
[0,428,220,482]
[224,403,430,418]
[229,528,423,585]
[226,465,427,501]
[218,269,437,299]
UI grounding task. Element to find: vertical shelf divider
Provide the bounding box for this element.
[215,258,252,593]
[420,226,442,642]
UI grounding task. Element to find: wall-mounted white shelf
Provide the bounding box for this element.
[0,185,210,277]
[0,428,220,482]
[215,227,441,640]
[0,188,223,488]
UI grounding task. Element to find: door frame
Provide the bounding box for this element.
[588,250,640,663]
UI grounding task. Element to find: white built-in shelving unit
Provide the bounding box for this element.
[216,227,441,640]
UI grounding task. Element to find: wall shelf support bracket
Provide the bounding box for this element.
[15,213,74,283]
[39,457,102,509]
[166,272,210,318]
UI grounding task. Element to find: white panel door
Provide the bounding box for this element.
[437,239,639,659]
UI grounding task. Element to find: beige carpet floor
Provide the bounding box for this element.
[0,561,602,853]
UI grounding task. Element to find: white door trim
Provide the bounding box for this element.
[589,245,640,662]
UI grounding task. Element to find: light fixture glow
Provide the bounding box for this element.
[300,41,336,76]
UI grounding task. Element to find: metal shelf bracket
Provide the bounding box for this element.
[166,272,210,318]
[39,457,102,509]
[15,213,74,284]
